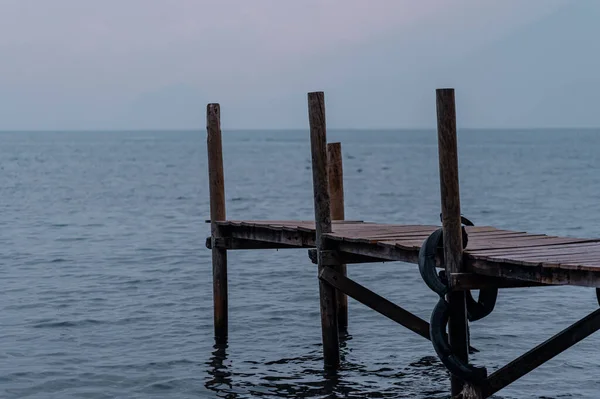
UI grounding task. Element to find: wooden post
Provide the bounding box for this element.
[436,89,475,397]
[207,103,228,344]
[327,142,348,333]
[308,91,340,369]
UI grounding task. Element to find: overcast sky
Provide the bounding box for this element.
[1,0,598,130]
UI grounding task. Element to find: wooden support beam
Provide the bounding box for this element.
[206,237,303,250]
[331,240,422,263]
[308,91,340,369]
[465,256,600,288]
[319,267,430,340]
[225,224,315,247]
[328,142,348,333]
[437,88,474,396]
[308,249,387,266]
[482,308,600,397]
[450,273,550,290]
[207,103,228,344]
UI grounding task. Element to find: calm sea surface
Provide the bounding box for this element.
[2,129,600,398]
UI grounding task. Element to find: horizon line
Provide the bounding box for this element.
[1,126,600,133]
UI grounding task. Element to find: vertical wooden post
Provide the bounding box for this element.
[327,142,348,332]
[207,103,228,344]
[436,89,472,396]
[308,92,340,369]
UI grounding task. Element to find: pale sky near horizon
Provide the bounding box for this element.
[1,0,598,130]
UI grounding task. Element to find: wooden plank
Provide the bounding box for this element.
[512,253,600,263]
[207,103,228,344]
[464,238,595,251]
[360,229,441,238]
[508,245,600,257]
[464,256,600,287]
[557,260,600,269]
[330,239,422,264]
[468,251,600,263]
[479,252,600,270]
[222,220,314,225]
[464,226,508,233]
[332,223,420,231]
[329,226,422,236]
[308,91,339,369]
[308,249,387,265]
[468,242,600,256]
[468,236,590,246]
[374,232,440,240]
[466,228,525,235]
[467,232,545,239]
[450,273,550,290]
[393,240,428,250]
[208,237,304,250]
[227,224,314,247]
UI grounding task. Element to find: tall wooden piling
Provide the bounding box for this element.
[207,103,228,344]
[308,92,340,368]
[436,89,472,396]
[327,142,348,332]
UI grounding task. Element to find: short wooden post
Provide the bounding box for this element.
[308,92,340,369]
[436,89,476,397]
[207,103,228,344]
[327,142,348,332]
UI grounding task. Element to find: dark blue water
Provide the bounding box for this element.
[2,129,600,398]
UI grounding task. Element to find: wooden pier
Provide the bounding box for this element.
[205,89,600,398]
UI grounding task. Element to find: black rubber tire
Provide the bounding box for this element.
[429,298,488,384]
[418,229,449,297]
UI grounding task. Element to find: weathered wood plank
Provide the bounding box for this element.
[468,242,600,256]
[226,224,314,247]
[464,238,595,251]
[467,232,544,239]
[481,253,600,270]
[464,256,600,287]
[308,249,388,265]
[309,91,339,369]
[450,273,550,290]
[207,103,228,344]
[512,254,600,263]
[331,239,422,263]
[207,237,303,250]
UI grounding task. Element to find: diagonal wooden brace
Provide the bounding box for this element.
[319,267,480,353]
[319,267,431,340]
[481,307,600,397]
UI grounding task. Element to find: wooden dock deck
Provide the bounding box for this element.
[205,90,600,398]
[209,220,600,288]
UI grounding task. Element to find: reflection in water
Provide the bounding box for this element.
[204,339,452,399]
[206,343,236,397]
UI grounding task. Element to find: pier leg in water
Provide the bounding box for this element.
[207,103,228,344]
[308,91,340,369]
[327,142,348,334]
[436,89,479,397]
